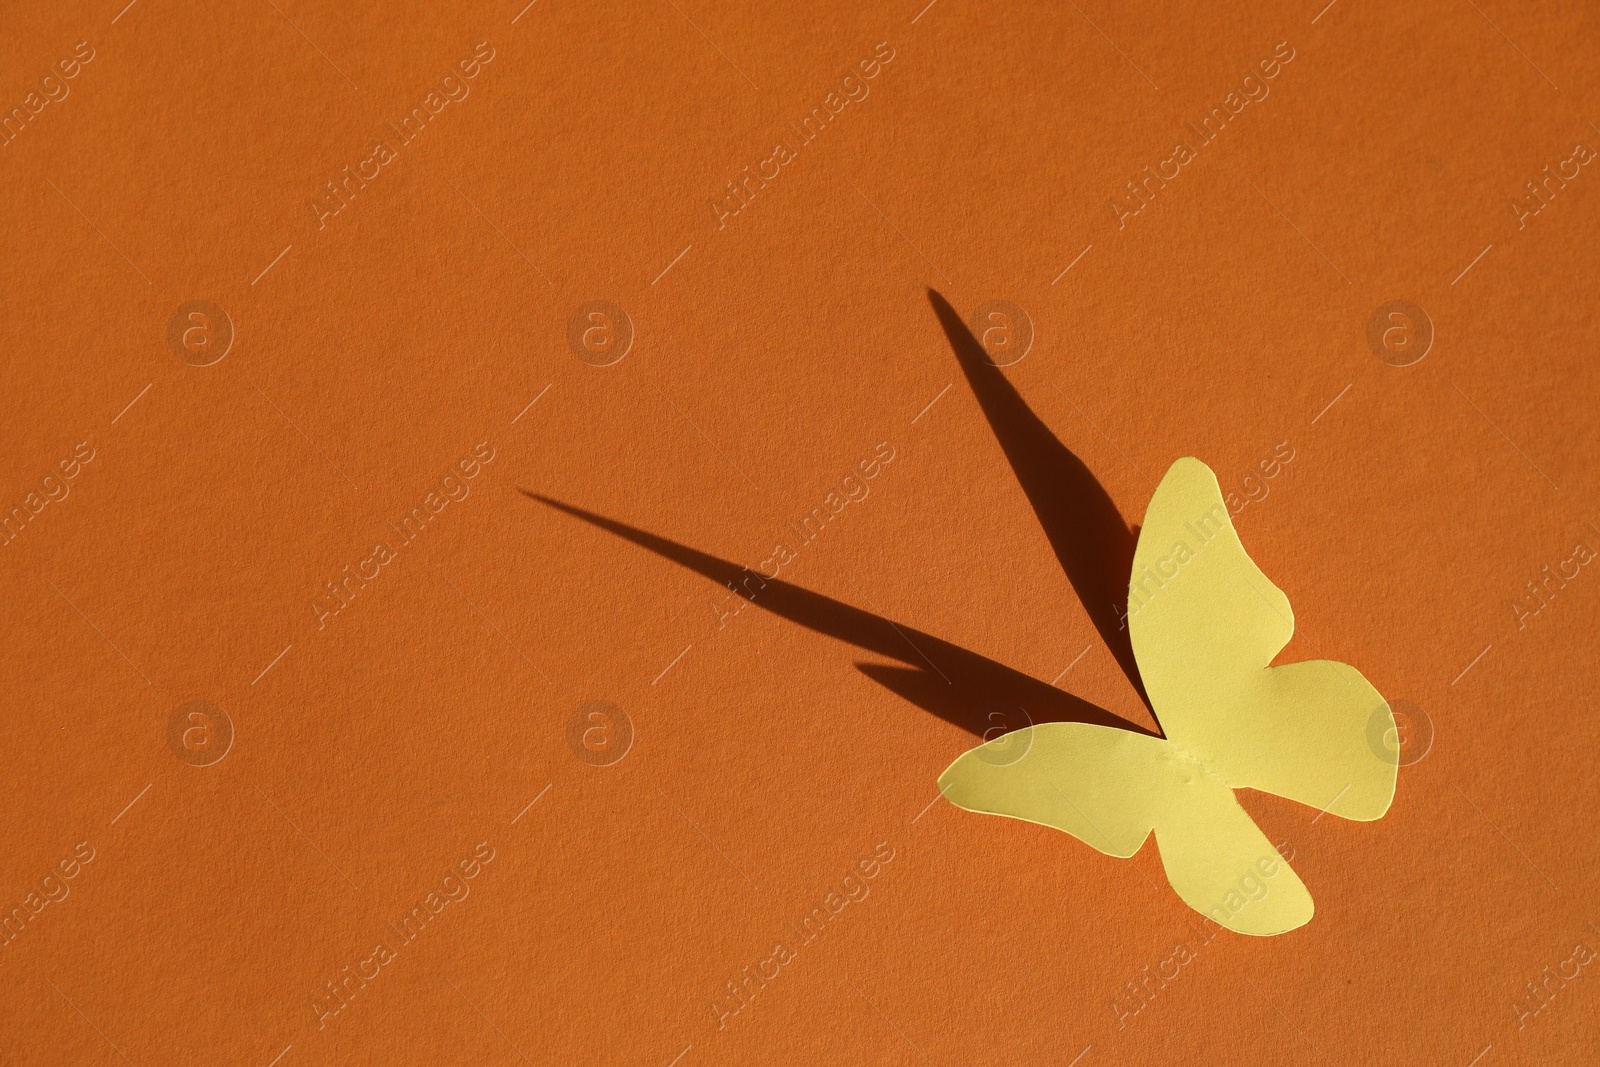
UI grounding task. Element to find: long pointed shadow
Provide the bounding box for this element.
[525,493,1152,739]
[525,292,1158,741]
[928,290,1149,712]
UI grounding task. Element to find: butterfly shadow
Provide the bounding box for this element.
[524,290,1156,742]
[927,289,1150,714]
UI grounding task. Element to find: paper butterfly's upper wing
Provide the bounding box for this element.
[1127,457,1396,821]
[939,723,1172,859]
[939,722,1314,934]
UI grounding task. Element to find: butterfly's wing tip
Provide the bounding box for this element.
[936,740,1023,814]
[1235,909,1314,937]
[1312,767,1397,823]
[935,746,989,813]
[1209,885,1315,937]
[1343,786,1397,822]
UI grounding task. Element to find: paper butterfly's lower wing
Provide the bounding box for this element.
[939,722,1314,934]
[1151,771,1314,936]
[1128,458,1397,822]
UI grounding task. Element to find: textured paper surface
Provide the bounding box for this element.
[2,1,1599,1064]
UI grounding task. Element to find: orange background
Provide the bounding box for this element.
[2,0,1597,1064]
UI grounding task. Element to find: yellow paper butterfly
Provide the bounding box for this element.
[938,457,1395,936]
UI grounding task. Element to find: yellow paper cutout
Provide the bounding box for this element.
[939,458,1394,935]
